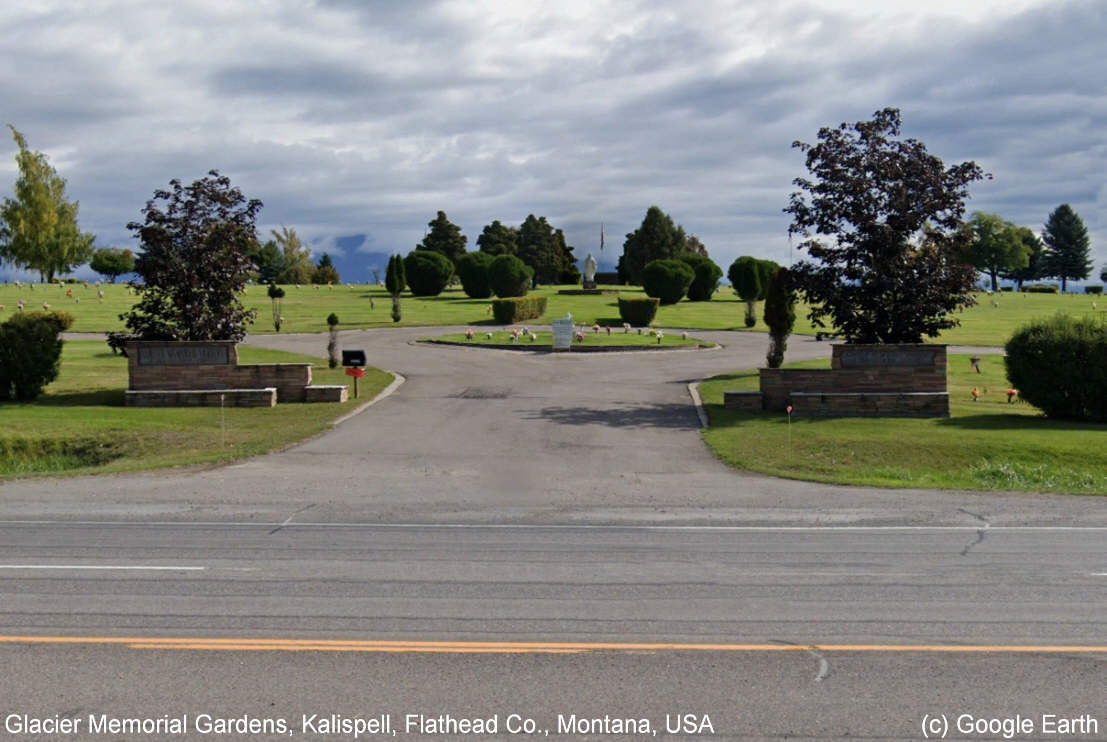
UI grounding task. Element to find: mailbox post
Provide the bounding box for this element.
[342,350,367,398]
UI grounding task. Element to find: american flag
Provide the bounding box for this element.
[600,223,604,252]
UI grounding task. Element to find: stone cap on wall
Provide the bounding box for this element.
[126,340,238,367]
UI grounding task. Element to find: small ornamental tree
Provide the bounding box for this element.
[763,267,796,368]
[681,254,723,301]
[728,256,762,327]
[755,259,780,300]
[267,283,285,332]
[113,170,261,346]
[455,251,495,299]
[385,254,405,323]
[326,312,340,368]
[89,247,135,283]
[641,259,694,305]
[403,249,454,296]
[784,108,985,343]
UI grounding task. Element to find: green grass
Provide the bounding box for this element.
[5,282,1102,346]
[422,328,713,348]
[0,341,392,478]
[698,354,1107,494]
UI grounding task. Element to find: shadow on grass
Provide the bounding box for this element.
[523,403,701,429]
[936,413,1107,432]
[37,389,126,407]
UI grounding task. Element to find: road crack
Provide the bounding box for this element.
[958,508,990,556]
[269,503,316,535]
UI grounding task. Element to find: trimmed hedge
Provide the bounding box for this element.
[455,251,495,299]
[642,259,694,305]
[1020,283,1059,294]
[1005,314,1107,422]
[681,254,723,301]
[489,254,533,298]
[594,271,620,285]
[404,250,454,297]
[1085,285,1103,295]
[0,311,74,401]
[617,296,660,326]
[491,296,547,324]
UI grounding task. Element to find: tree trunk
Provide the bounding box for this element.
[990,271,998,291]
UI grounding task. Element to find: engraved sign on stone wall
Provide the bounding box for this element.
[136,344,232,366]
[838,348,936,368]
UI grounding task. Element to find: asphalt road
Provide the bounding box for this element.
[1,329,1103,741]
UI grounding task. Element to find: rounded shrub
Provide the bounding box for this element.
[455,251,495,299]
[488,254,533,298]
[680,254,723,301]
[0,311,74,401]
[617,296,660,326]
[641,259,694,305]
[403,250,454,297]
[1005,314,1107,422]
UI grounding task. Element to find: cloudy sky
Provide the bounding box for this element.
[1,0,1103,282]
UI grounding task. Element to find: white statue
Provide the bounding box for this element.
[583,253,597,284]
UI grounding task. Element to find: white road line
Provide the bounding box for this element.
[0,521,1104,532]
[0,565,205,571]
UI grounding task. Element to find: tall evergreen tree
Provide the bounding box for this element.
[417,210,467,264]
[273,225,313,284]
[516,214,564,285]
[618,206,688,285]
[476,220,518,256]
[1041,204,1092,292]
[0,126,94,282]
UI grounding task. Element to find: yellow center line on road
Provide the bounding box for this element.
[1,636,1105,654]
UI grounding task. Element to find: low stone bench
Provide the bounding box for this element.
[125,388,277,408]
[789,391,949,417]
[304,385,349,403]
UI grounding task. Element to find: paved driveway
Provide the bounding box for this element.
[4,329,1097,527]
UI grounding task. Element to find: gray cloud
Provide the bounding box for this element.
[0,0,1103,283]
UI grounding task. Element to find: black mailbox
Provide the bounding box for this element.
[342,350,366,367]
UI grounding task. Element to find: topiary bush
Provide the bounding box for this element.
[1005,314,1107,422]
[617,296,660,326]
[680,254,723,301]
[488,254,533,298]
[763,267,796,368]
[491,296,547,324]
[455,251,495,299]
[641,259,694,305]
[755,259,780,300]
[1020,283,1059,293]
[404,250,454,297]
[728,256,763,327]
[0,311,74,401]
[1084,285,1102,295]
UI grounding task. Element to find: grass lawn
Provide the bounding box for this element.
[4,282,1102,346]
[422,328,713,349]
[0,341,392,478]
[698,354,1107,495]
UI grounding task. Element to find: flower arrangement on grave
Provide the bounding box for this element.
[465,329,474,342]
[656,331,664,344]
[623,323,630,333]
[486,332,493,339]
[575,331,585,343]
[530,333,537,342]
[681,331,688,340]
[606,326,611,335]
[592,324,600,333]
